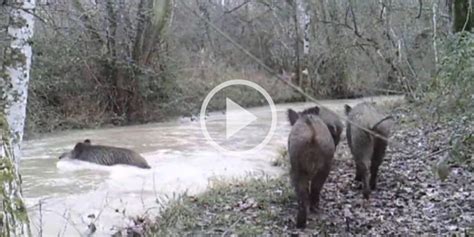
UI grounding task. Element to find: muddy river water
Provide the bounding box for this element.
[20,96,402,236]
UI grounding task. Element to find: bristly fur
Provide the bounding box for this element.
[344,102,394,199]
[287,107,335,229]
[300,106,320,116]
[303,116,317,144]
[59,139,151,169]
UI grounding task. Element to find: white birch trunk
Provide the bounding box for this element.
[296,0,310,86]
[2,0,36,165]
[296,0,310,56]
[0,0,36,236]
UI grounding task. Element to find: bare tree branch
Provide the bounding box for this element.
[72,0,104,44]
[348,0,361,37]
[416,0,423,18]
[223,0,250,14]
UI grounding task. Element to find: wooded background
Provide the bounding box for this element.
[0,0,472,235]
[1,0,472,136]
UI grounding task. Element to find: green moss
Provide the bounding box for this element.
[0,161,15,183]
[0,114,31,236]
[13,198,28,222]
[10,14,28,29]
[0,69,10,81]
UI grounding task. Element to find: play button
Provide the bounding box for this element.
[225,98,258,139]
[200,79,277,154]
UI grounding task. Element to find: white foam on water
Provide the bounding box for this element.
[56,158,125,173]
[27,148,285,236]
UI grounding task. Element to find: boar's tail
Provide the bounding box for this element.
[304,116,317,144]
[371,115,394,133]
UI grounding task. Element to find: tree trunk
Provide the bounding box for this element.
[296,0,310,91]
[292,1,302,87]
[318,0,331,47]
[0,0,35,236]
[128,0,173,121]
[453,0,474,32]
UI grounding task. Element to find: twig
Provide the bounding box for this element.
[224,0,250,14]
[416,0,423,18]
[221,216,243,237]
[462,0,473,32]
[348,0,361,37]
[407,146,451,160]
[424,147,452,159]
[379,1,386,20]
[92,191,110,224]
[432,1,439,67]
[39,200,43,237]
[140,178,147,209]
[317,19,354,30]
[356,84,405,95]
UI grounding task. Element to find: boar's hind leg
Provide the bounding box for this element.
[309,166,330,212]
[347,125,363,182]
[355,159,371,199]
[370,138,387,190]
[354,146,373,199]
[292,173,310,229]
[354,162,364,182]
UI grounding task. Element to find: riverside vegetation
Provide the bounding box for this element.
[0,0,460,137]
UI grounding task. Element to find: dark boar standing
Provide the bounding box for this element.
[59,139,151,169]
[344,102,394,199]
[317,106,344,147]
[287,107,336,229]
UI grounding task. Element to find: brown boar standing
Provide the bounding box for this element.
[344,102,394,199]
[287,107,336,229]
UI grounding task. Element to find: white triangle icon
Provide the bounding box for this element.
[226,98,258,139]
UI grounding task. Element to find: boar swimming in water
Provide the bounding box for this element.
[287,106,336,229]
[59,139,151,169]
[344,102,394,199]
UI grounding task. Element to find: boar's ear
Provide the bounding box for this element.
[344,104,352,115]
[309,106,320,115]
[83,139,91,145]
[287,109,299,126]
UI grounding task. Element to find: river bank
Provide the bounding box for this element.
[22,96,402,236]
[130,101,473,236]
[22,96,403,236]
